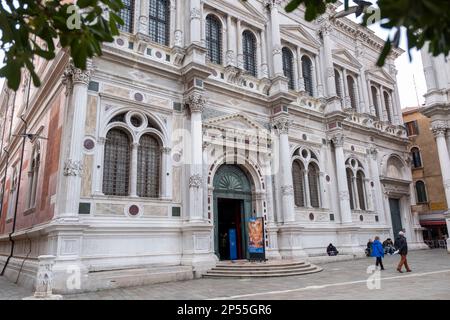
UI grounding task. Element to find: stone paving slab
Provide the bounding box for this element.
[0,250,449,300]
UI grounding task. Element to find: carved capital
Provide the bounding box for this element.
[431,121,448,137]
[264,0,282,10]
[189,174,203,188]
[186,93,207,113]
[330,133,345,147]
[63,159,83,177]
[271,117,293,135]
[190,7,201,20]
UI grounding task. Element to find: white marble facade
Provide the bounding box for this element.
[421,45,450,252]
[0,0,427,292]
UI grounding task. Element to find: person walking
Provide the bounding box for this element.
[395,231,411,273]
[371,236,385,270]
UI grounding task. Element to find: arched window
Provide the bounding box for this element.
[103,128,131,196]
[282,47,295,90]
[347,75,357,109]
[356,171,366,211]
[308,163,320,208]
[149,0,170,46]
[292,160,305,207]
[27,144,40,209]
[119,0,135,33]
[411,147,422,168]
[302,56,313,97]
[416,181,428,203]
[383,91,393,123]
[371,86,380,118]
[335,69,342,99]
[346,168,355,210]
[206,15,222,65]
[242,30,257,77]
[137,134,161,198]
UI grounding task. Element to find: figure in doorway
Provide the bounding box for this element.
[394,231,411,273]
[371,236,385,270]
[365,239,373,257]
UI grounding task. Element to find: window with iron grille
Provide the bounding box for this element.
[384,91,393,123]
[405,120,419,136]
[415,181,427,203]
[302,56,313,97]
[411,147,422,168]
[103,129,131,196]
[282,47,295,90]
[206,15,222,65]
[292,160,305,207]
[137,134,160,198]
[346,168,355,210]
[242,30,257,77]
[149,0,170,46]
[371,86,380,118]
[334,69,342,98]
[119,0,135,33]
[308,163,320,208]
[356,171,366,211]
[347,75,357,109]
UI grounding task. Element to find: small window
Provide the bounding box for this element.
[26,143,40,209]
[149,0,170,46]
[347,75,357,110]
[334,69,342,99]
[282,47,295,90]
[411,147,422,168]
[356,171,366,211]
[371,86,380,118]
[346,168,355,210]
[383,91,393,123]
[416,181,428,203]
[405,121,419,136]
[302,56,314,97]
[242,30,257,77]
[292,160,305,207]
[308,163,320,208]
[206,15,223,65]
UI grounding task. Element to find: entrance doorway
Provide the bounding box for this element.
[213,165,253,261]
[389,198,403,237]
[217,198,245,260]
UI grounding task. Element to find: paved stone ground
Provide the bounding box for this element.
[0,250,449,300]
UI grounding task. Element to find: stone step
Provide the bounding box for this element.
[204,267,323,278]
[212,263,312,272]
[206,265,318,275]
[215,261,307,269]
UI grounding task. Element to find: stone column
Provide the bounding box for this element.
[174,0,183,47]
[236,20,243,69]
[60,60,92,217]
[357,75,367,113]
[314,55,324,97]
[421,43,438,92]
[186,92,206,221]
[271,117,295,223]
[266,0,283,77]
[352,174,360,210]
[94,137,105,196]
[296,47,305,92]
[226,15,235,66]
[189,0,202,45]
[432,122,450,209]
[130,142,139,197]
[342,69,350,108]
[260,29,269,78]
[138,0,149,35]
[331,133,352,223]
[320,21,336,97]
[304,170,311,208]
[161,147,172,199]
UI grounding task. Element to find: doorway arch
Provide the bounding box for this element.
[213,165,253,260]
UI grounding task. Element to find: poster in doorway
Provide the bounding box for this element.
[248,217,265,261]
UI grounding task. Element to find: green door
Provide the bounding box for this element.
[213,165,253,260]
[389,198,403,237]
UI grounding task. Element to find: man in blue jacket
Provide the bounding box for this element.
[371,236,385,270]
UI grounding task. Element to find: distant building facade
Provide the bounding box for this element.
[421,43,450,252]
[403,107,448,243]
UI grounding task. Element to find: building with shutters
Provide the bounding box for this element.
[0,0,426,293]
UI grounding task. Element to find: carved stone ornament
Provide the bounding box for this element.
[339,190,350,201]
[330,133,345,147]
[189,174,203,188]
[431,121,448,137]
[264,0,282,9]
[271,118,293,135]
[186,93,207,113]
[190,7,201,20]
[63,159,83,177]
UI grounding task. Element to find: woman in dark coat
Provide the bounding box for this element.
[371,236,385,270]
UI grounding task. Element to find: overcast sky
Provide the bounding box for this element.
[0,4,427,109]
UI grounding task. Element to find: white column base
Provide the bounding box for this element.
[277,225,309,260]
